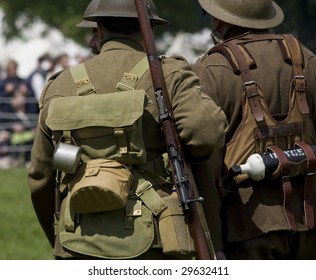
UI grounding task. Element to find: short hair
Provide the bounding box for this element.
[98,17,141,35]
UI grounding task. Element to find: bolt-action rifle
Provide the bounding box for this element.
[134,0,216,260]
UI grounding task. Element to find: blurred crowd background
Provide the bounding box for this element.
[0,52,93,169]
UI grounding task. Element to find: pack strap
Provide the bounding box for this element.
[70,63,96,96]
[222,41,264,122]
[210,33,309,122]
[133,170,168,216]
[295,142,316,229]
[63,192,76,233]
[268,145,298,231]
[282,34,309,114]
[230,33,284,45]
[116,56,149,91]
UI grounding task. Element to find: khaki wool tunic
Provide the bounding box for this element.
[28,38,227,258]
[193,31,316,245]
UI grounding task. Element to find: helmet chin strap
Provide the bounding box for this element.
[211,18,234,45]
[211,30,224,45]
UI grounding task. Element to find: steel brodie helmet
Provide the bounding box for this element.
[84,0,168,25]
[76,0,99,28]
[198,0,284,29]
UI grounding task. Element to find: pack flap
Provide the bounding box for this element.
[46,90,146,130]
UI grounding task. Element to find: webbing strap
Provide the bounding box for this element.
[158,206,183,220]
[116,56,149,91]
[113,128,128,155]
[295,142,316,229]
[133,171,167,216]
[70,63,96,96]
[268,146,298,231]
[64,192,76,233]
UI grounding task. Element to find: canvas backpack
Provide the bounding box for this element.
[45,56,195,259]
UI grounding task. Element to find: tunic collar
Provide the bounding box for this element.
[100,38,145,53]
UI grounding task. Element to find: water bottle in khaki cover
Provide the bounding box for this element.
[69,158,133,213]
[158,190,195,257]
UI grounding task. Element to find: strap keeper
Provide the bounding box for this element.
[116,56,149,92]
[136,181,153,197]
[244,80,256,87]
[114,128,128,154]
[135,180,167,216]
[116,73,138,91]
[293,75,305,80]
[116,82,136,92]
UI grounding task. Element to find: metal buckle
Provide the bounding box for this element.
[244,80,256,87]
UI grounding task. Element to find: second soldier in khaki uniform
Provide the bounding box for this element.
[194,0,316,259]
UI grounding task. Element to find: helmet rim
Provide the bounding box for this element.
[83,0,169,25]
[198,0,284,29]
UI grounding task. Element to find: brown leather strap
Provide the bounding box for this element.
[268,146,298,231]
[232,33,284,44]
[210,44,241,74]
[224,41,264,122]
[209,34,288,123]
[295,142,316,229]
[282,34,309,114]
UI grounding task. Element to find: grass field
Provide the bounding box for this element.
[0,167,53,260]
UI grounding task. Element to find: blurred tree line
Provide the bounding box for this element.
[0,0,315,52]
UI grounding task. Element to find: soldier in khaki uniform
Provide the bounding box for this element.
[194,0,316,259]
[75,0,100,55]
[28,0,227,260]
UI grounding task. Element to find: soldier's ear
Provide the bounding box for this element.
[97,22,104,40]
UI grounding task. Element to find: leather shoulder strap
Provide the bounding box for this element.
[281,34,309,114]
[211,40,264,122]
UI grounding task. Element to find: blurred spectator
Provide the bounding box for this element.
[52,53,70,73]
[0,60,38,168]
[0,130,11,168]
[26,54,55,102]
[0,60,24,112]
[9,90,37,165]
[0,64,6,80]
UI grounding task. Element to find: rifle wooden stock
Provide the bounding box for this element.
[134,0,215,260]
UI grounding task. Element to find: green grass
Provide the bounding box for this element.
[0,168,53,259]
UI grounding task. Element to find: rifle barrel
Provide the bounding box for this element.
[134,0,213,260]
